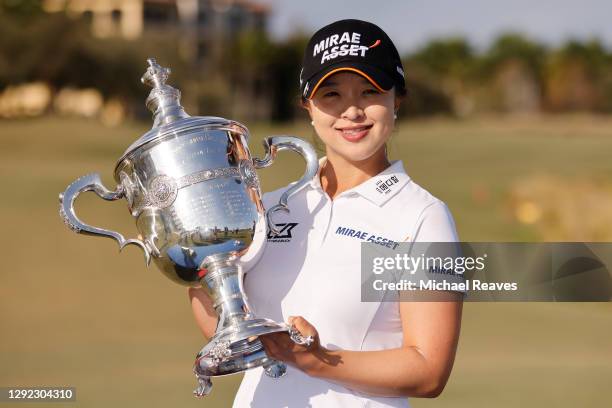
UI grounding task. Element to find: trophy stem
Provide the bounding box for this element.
[200,253,255,331]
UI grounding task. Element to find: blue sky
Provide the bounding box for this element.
[259,0,612,53]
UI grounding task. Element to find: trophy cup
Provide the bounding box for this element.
[59,58,319,396]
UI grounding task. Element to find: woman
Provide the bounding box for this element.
[189,19,464,407]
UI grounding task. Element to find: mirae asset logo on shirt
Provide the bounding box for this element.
[336,226,400,249]
[313,32,380,64]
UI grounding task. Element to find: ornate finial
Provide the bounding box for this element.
[140,57,189,128]
[141,58,171,89]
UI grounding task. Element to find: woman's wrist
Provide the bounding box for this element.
[302,346,335,378]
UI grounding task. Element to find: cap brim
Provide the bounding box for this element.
[305,62,395,99]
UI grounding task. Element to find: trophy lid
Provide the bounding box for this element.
[115,58,246,172]
[141,58,189,128]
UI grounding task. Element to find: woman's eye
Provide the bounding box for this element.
[364,89,380,95]
[323,91,339,97]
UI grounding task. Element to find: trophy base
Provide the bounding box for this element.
[193,252,313,397]
[195,318,289,377]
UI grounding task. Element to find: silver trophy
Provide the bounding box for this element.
[59,58,318,397]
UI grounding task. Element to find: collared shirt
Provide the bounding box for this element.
[233,158,459,408]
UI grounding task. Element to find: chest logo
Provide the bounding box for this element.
[267,222,298,242]
[335,226,400,249]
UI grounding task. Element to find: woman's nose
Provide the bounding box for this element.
[341,104,365,121]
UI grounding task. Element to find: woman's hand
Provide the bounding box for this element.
[259,316,333,376]
[188,287,219,340]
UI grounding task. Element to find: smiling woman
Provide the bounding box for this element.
[305,72,397,169]
[189,19,463,408]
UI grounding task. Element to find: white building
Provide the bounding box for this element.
[42,0,269,56]
[42,0,272,120]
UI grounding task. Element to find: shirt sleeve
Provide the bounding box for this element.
[409,201,466,296]
[411,200,459,242]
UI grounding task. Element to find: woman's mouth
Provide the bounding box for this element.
[336,125,373,142]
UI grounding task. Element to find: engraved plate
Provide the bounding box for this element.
[134,166,242,214]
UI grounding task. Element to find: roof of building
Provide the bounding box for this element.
[143,0,270,14]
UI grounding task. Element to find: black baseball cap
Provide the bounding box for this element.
[299,19,406,99]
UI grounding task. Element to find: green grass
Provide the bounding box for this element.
[0,115,611,407]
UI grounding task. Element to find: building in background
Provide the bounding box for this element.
[42,0,272,120]
[42,0,268,39]
[42,0,269,60]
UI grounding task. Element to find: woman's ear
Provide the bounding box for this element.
[301,98,313,119]
[394,96,403,113]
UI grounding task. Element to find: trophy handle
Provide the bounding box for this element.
[253,136,318,235]
[59,173,152,265]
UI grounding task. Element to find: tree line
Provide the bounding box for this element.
[1,3,611,121]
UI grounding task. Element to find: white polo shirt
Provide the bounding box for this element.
[234,158,459,408]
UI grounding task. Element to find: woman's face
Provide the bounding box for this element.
[305,71,399,163]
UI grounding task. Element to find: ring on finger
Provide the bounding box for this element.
[288,324,314,347]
